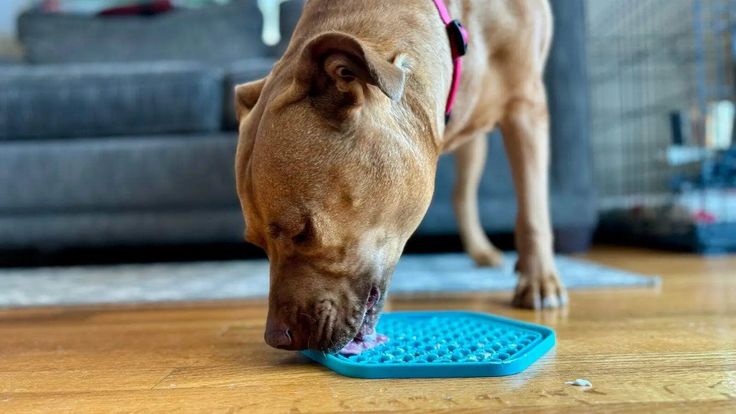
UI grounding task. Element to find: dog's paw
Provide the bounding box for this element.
[511,259,567,310]
[469,245,505,268]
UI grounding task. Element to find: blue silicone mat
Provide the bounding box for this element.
[302,311,555,379]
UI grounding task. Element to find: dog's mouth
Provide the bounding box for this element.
[338,285,388,355]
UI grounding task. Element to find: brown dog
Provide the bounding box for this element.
[235,0,567,352]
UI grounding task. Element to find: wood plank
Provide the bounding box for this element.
[0,247,735,413]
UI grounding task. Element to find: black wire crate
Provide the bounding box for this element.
[588,0,736,253]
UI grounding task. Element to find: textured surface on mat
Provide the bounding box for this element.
[302,311,556,378]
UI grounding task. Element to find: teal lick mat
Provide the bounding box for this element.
[302,311,555,379]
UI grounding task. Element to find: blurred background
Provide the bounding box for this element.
[0,0,734,267]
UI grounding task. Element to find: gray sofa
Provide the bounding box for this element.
[0,0,596,253]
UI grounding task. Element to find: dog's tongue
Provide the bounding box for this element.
[339,286,387,355]
[339,333,389,356]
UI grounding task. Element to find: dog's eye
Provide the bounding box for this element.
[268,218,313,245]
[336,66,356,80]
[292,218,313,245]
[267,223,282,238]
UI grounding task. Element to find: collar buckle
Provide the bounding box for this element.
[447,19,468,58]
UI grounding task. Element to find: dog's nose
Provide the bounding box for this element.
[265,327,293,349]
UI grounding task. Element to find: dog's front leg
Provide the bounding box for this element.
[453,135,505,267]
[500,86,567,309]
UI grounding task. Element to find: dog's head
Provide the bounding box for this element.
[235,32,439,352]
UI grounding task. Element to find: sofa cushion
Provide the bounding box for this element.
[0,133,238,215]
[222,58,275,130]
[0,62,223,140]
[0,208,246,249]
[17,1,305,64]
[18,2,264,64]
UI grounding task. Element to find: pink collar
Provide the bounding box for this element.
[431,0,469,123]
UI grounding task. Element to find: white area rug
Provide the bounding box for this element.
[0,253,659,308]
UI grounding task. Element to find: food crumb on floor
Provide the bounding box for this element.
[565,379,593,387]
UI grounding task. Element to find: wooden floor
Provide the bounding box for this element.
[1,247,735,413]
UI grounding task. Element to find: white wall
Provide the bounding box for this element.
[0,0,32,38]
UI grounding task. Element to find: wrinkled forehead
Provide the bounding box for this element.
[250,104,401,191]
[242,81,435,227]
[251,116,342,192]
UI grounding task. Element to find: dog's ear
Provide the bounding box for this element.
[234,78,266,122]
[300,32,407,111]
